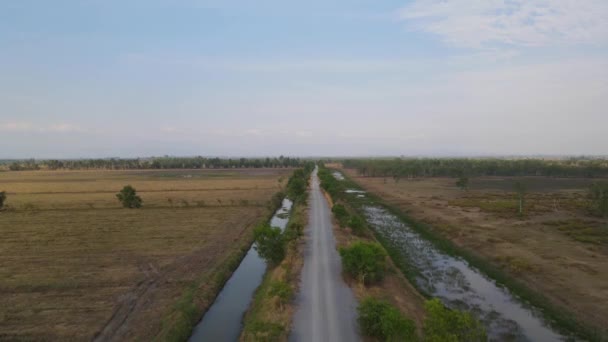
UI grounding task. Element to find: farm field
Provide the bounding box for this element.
[0,168,292,341]
[342,168,608,336]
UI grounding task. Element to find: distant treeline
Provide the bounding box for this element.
[343,158,608,178]
[3,156,305,171]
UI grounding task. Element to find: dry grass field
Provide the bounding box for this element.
[342,168,608,335]
[0,168,292,341]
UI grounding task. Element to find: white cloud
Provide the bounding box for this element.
[0,122,32,132]
[43,123,85,133]
[398,0,608,48]
[0,121,85,133]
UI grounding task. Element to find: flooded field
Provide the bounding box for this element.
[189,198,293,341]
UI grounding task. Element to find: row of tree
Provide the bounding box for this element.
[343,158,608,178]
[254,163,315,266]
[4,156,306,171]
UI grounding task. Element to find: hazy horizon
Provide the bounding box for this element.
[2,0,608,158]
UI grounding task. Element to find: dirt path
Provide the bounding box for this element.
[290,168,359,342]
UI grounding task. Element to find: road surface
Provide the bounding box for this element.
[290,167,359,342]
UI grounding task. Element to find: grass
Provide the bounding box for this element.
[335,169,607,342]
[0,168,291,341]
[543,219,608,245]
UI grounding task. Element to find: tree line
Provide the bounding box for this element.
[343,158,608,178]
[4,156,305,171]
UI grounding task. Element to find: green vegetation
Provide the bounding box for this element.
[358,297,417,341]
[448,198,521,215]
[0,191,6,209]
[254,164,313,266]
[456,176,469,191]
[241,169,312,341]
[339,241,387,285]
[543,220,608,245]
[344,158,608,178]
[332,204,349,227]
[318,167,345,199]
[243,321,284,341]
[348,215,366,236]
[424,299,487,342]
[116,185,143,208]
[268,281,293,308]
[320,165,490,341]
[589,182,608,217]
[285,162,315,203]
[2,156,306,171]
[254,224,287,266]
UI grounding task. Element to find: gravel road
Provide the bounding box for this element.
[290,167,359,342]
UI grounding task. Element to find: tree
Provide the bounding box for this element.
[589,182,608,217]
[358,297,416,341]
[116,185,142,208]
[339,241,387,285]
[455,176,469,191]
[514,181,526,216]
[254,224,285,266]
[424,299,486,342]
[0,191,6,210]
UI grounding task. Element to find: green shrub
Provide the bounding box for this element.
[116,185,142,208]
[253,224,285,266]
[423,298,487,342]
[332,204,350,227]
[339,241,387,284]
[318,167,344,198]
[358,297,416,341]
[0,191,6,209]
[348,215,366,236]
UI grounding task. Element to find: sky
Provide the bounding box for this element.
[1,0,607,158]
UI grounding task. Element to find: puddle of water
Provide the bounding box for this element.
[189,198,293,342]
[345,189,366,194]
[363,206,565,342]
[332,171,345,180]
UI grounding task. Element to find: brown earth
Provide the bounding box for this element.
[342,168,608,335]
[0,169,291,341]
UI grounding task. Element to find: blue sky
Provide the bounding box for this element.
[1,0,607,158]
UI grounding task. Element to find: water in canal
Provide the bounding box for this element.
[189,198,293,342]
[333,171,565,341]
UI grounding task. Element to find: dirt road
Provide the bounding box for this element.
[290,167,359,342]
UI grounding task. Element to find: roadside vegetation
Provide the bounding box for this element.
[358,297,417,341]
[337,160,608,341]
[319,164,487,341]
[241,162,314,341]
[424,299,486,342]
[339,241,386,285]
